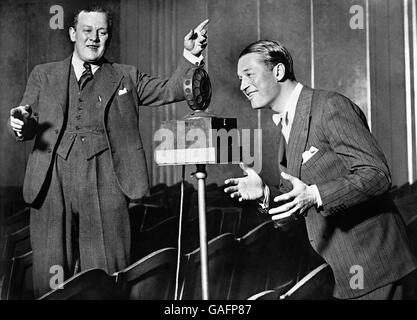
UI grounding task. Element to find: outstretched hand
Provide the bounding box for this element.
[184,19,209,56]
[224,163,265,202]
[268,172,317,220]
[9,105,32,138]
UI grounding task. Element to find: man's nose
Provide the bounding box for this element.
[90,31,100,42]
[240,78,249,92]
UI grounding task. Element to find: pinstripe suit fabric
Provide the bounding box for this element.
[277,86,417,299]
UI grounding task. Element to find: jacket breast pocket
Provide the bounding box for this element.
[301,149,347,184]
[116,90,136,107]
[301,149,326,170]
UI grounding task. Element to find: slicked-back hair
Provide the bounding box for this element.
[239,40,296,82]
[71,5,113,36]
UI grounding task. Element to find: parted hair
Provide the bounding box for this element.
[239,40,296,82]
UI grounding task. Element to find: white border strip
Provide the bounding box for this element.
[257,0,262,152]
[413,0,417,181]
[310,0,315,88]
[405,0,414,184]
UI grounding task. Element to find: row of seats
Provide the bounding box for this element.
[1,218,326,300]
[37,219,326,300]
[7,179,417,300]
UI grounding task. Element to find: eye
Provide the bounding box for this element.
[99,30,108,36]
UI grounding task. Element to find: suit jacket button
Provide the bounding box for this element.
[48,148,52,153]
[33,112,39,117]
[55,129,59,134]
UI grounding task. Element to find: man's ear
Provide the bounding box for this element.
[69,27,76,42]
[273,63,285,82]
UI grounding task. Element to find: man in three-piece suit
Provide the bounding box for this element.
[8,6,208,297]
[224,40,417,299]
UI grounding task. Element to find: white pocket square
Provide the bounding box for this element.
[118,87,128,95]
[302,146,319,164]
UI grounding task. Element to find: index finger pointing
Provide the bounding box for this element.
[195,19,209,32]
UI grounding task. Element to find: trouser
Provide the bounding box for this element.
[30,144,130,298]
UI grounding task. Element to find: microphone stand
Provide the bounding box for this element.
[192,164,209,300]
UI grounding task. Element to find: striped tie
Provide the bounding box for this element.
[78,62,93,90]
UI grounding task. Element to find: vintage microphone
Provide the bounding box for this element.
[154,67,239,300]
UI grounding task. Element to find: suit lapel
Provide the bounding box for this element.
[286,86,314,178]
[96,61,124,112]
[46,56,72,113]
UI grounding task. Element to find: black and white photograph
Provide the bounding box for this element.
[0,0,417,312]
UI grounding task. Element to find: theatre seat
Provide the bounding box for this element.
[1,251,34,300]
[179,233,238,300]
[182,209,223,253]
[1,207,30,237]
[247,289,279,300]
[115,247,179,300]
[1,225,31,260]
[38,268,121,300]
[279,263,334,300]
[229,220,299,299]
[132,216,179,261]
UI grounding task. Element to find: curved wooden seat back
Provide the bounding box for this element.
[1,251,34,300]
[115,247,179,300]
[38,268,120,300]
[183,209,223,253]
[2,225,31,260]
[180,233,239,300]
[132,216,179,261]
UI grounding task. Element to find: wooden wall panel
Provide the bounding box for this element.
[204,0,260,185]
[370,0,408,187]
[314,0,368,115]
[0,3,29,188]
[259,0,311,186]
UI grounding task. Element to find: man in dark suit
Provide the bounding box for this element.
[224,40,417,299]
[8,5,208,297]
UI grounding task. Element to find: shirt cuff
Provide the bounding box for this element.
[309,184,323,209]
[183,49,204,66]
[258,184,270,210]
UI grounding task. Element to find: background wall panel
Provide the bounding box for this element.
[0,0,414,218]
[259,0,311,187]
[370,0,408,187]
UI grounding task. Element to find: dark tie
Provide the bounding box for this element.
[78,62,93,90]
[278,123,287,167]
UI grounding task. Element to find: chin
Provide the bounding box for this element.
[250,102,265,110]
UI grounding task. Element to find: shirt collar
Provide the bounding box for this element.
[272,82,303,126]
[71,53,101,80]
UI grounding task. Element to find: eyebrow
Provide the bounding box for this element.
[80,24,107,30]
[237,67,252,77]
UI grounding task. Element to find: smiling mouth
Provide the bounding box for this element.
[245,91,257,99]
[87,45,99,50]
